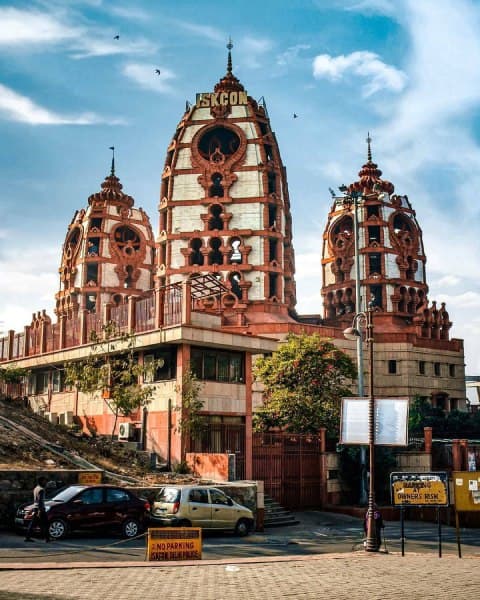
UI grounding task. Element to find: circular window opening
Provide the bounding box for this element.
[198,127,240,161]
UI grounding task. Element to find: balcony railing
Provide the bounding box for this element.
[0,275,228,363]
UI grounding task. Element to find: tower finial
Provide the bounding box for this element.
[109,146,115,176]
[226,37,233,74]
[366,132,372,162]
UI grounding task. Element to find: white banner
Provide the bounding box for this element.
[340,397,409,446]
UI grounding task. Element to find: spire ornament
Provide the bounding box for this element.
[366,133,372,163]
[227,37,233,74]
[109,146,115,176]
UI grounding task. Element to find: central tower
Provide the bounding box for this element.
[156,43,296,323]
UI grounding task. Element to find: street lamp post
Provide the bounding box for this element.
[343,300,378,552]
[338,185,368,505]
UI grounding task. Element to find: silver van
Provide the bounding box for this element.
[150,485,254,536]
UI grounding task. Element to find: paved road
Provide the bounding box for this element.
[1,511,479,564]
[0,512,479,599]
[0,553,479,600]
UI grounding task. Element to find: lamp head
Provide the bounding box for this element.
[343,326,361,341]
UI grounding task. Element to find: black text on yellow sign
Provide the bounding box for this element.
[147,528,202,561]
[392,480,448,506]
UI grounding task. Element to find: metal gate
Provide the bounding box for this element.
[252,433,322,509]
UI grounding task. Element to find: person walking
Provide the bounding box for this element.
[24,476,51,543]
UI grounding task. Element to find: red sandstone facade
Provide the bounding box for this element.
[0,48,467,474]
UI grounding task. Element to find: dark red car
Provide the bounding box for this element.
[15,484,150,540]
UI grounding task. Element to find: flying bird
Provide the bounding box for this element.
[113,35,119,40]
[155,69,161,75]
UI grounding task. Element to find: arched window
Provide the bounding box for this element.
[198,127,240,160]
[114,226,141,256]
[331,216,353,249]
[208,205,224,230]
[189,238,204,266]
[230,238,242,263]
[209,174,224,198]
[208,238,223,265]
[229,272,242,299]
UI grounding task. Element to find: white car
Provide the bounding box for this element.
[150,485,254,536]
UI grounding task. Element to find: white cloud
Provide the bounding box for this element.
[0,7,77,46]
[431,291,480,310]
[0,83,125,125]
[434,275,461,288]
[107,5,149,21]
[0,6,156,59]
[122,63,176,94]
[313,51,407,96]
[173,21,224,43]
[277,44,310,67]
[70,36,156,59]
[0,246,58,332]
[375,0,480,143]
[239,36,273,69]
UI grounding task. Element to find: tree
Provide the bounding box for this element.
[253,333,357,436]
[0,366,27,384]
[65,321,158,440]
[175,367,204,441]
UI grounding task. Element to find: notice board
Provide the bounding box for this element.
[453,471,480,511]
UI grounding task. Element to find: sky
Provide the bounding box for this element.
[1,0,480,373]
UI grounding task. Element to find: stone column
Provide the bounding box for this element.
[127,296,136,333]
[424,427,433,455]
[452,439,462,471]
[319,427,328,507]
[181,280,192,325]
[245,353,253,480]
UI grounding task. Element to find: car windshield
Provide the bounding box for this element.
[50,486,87,503]
[156,487,180,503]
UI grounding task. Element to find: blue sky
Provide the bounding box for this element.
[1,0,480,374]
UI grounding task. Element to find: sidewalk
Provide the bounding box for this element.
[0,552,478,600]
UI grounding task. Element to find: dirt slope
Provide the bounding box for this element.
[0,398,187,484]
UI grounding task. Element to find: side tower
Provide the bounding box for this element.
[156,43,297,323]
[321,139,451,341]
[56,156,155,318]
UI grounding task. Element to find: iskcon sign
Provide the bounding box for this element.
[196,91,248,108]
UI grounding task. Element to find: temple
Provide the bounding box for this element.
[0,45,467,480]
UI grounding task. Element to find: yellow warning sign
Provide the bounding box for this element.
[78,471,103,485]
[147,528,202,561]
[392,478,448,506]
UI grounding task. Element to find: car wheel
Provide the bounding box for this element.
[122,518,141,538]
[177,519,191,527]
[234,518,250,537]
[48,518,68,540]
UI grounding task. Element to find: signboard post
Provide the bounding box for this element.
[390,472,449,557]
[147,528,202,561]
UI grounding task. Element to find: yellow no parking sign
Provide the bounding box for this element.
[147,528,202,561]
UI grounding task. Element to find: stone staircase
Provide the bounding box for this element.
[264,495,299,528]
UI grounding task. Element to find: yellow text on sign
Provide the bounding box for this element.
[78,472,103,485]
[392,480,448,506]
[147,528,202,561]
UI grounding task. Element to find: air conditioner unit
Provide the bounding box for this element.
[45,412,58,425]
[118,422,134,441]
[59,411,73,426]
